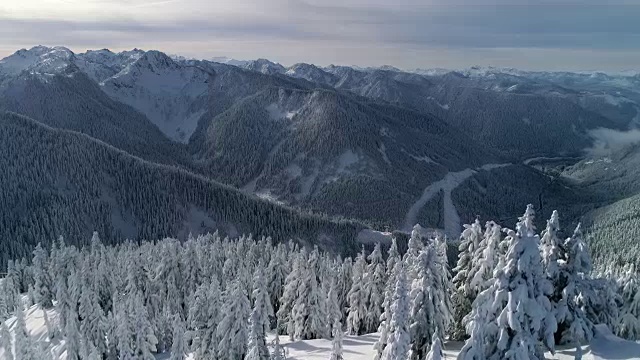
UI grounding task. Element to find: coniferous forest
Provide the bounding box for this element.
[1,206,639,359]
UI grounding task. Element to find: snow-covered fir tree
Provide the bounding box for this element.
[1,320,14,360]
[267,244,288,314]
[0,290,8,323]
[271,330,287,360]
[14,305,37,360]
[78,267,107,356]
[292,247,327,340]
[375,239,402,360]
[347,248,368,335]
[169,317,187,360]
[380,263,411,360]
[194,280,222,359]
[617,264,640,340]
[404,225,425,279]
[460,205,556,359]
[131,291,158,360]
[277,249,306,338]
[451,219,483,340]
[32,243,54,308]
[554,223,594,346]
[365,243,387,334]
[115,294,135,360]
[409,241,453,360]
[338,258,353,321]
[216,280,250,359]
[425,333,444,360]
[65,306,81,360]
[327,278,343,338]
[330,318,344,360]
[248,269,274,360]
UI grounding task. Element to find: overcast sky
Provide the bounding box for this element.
[1,0,639,71]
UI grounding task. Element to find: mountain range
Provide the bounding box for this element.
[2,45,640,266]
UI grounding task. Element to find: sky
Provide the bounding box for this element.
[1,0,639,71]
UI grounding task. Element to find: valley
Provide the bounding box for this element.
[2,45,640,260]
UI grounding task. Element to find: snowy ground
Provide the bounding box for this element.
[2,302,640,359]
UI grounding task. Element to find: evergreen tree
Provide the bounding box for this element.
[346,249,368,335]
[555,224,594,345]
[292,248,327,340]
[131,292,158,360]
[337,258,353,321]
[326,279,342,338]
[271,332,286,360]
[32,243,54,308]
[375,240,401,360]
[460,205,556,359]
[451,220,489,340]
[330,319,344,360]
[617,265,640,340]
[1,320,14,360]
[267,247,288,313]
[365,243,386,333]
[187,283,209,353]
[195,279,222,359]
[65,306,81,360]
[409,242,452,360]
[404,225,424,279]
[216,280,251,359]
[277,250,305,337]
[540,211,563,285]
[115,295,135,360]
[250,269,274,360]
[0,291,8,323]
[380,264,411,360]
[79,272,107,356]
[425,333,444,360]
[169,317,187,360]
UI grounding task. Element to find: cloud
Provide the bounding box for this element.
[1,0,640,70]
[587,128,640,157]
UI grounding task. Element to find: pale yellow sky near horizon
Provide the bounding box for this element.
[1,0,639,71]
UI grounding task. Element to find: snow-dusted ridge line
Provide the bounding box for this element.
[403,163,511,237]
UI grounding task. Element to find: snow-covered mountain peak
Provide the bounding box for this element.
[75,48,145,82]
[99,49,210,143]
[211,56,250,67]
[135,50,180,73]
[244,58,286,75]
[285,63,337,84]
[0,45,75,77]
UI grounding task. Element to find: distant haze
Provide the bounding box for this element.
[1,0,640,71]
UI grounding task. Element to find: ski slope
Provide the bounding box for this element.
[2,302,640,359]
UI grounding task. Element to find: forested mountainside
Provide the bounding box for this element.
[4,46,640,264]
[563,142,640,200]
[582,192,640,268]
[272,64,630,159]
[0,60,194,170]
[193,83,494,227]
[0,112,363,268]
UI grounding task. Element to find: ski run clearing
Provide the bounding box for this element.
[1,302,639,360]
[403,164,511,236]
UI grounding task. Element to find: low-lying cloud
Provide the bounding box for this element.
[587,128,640,157]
